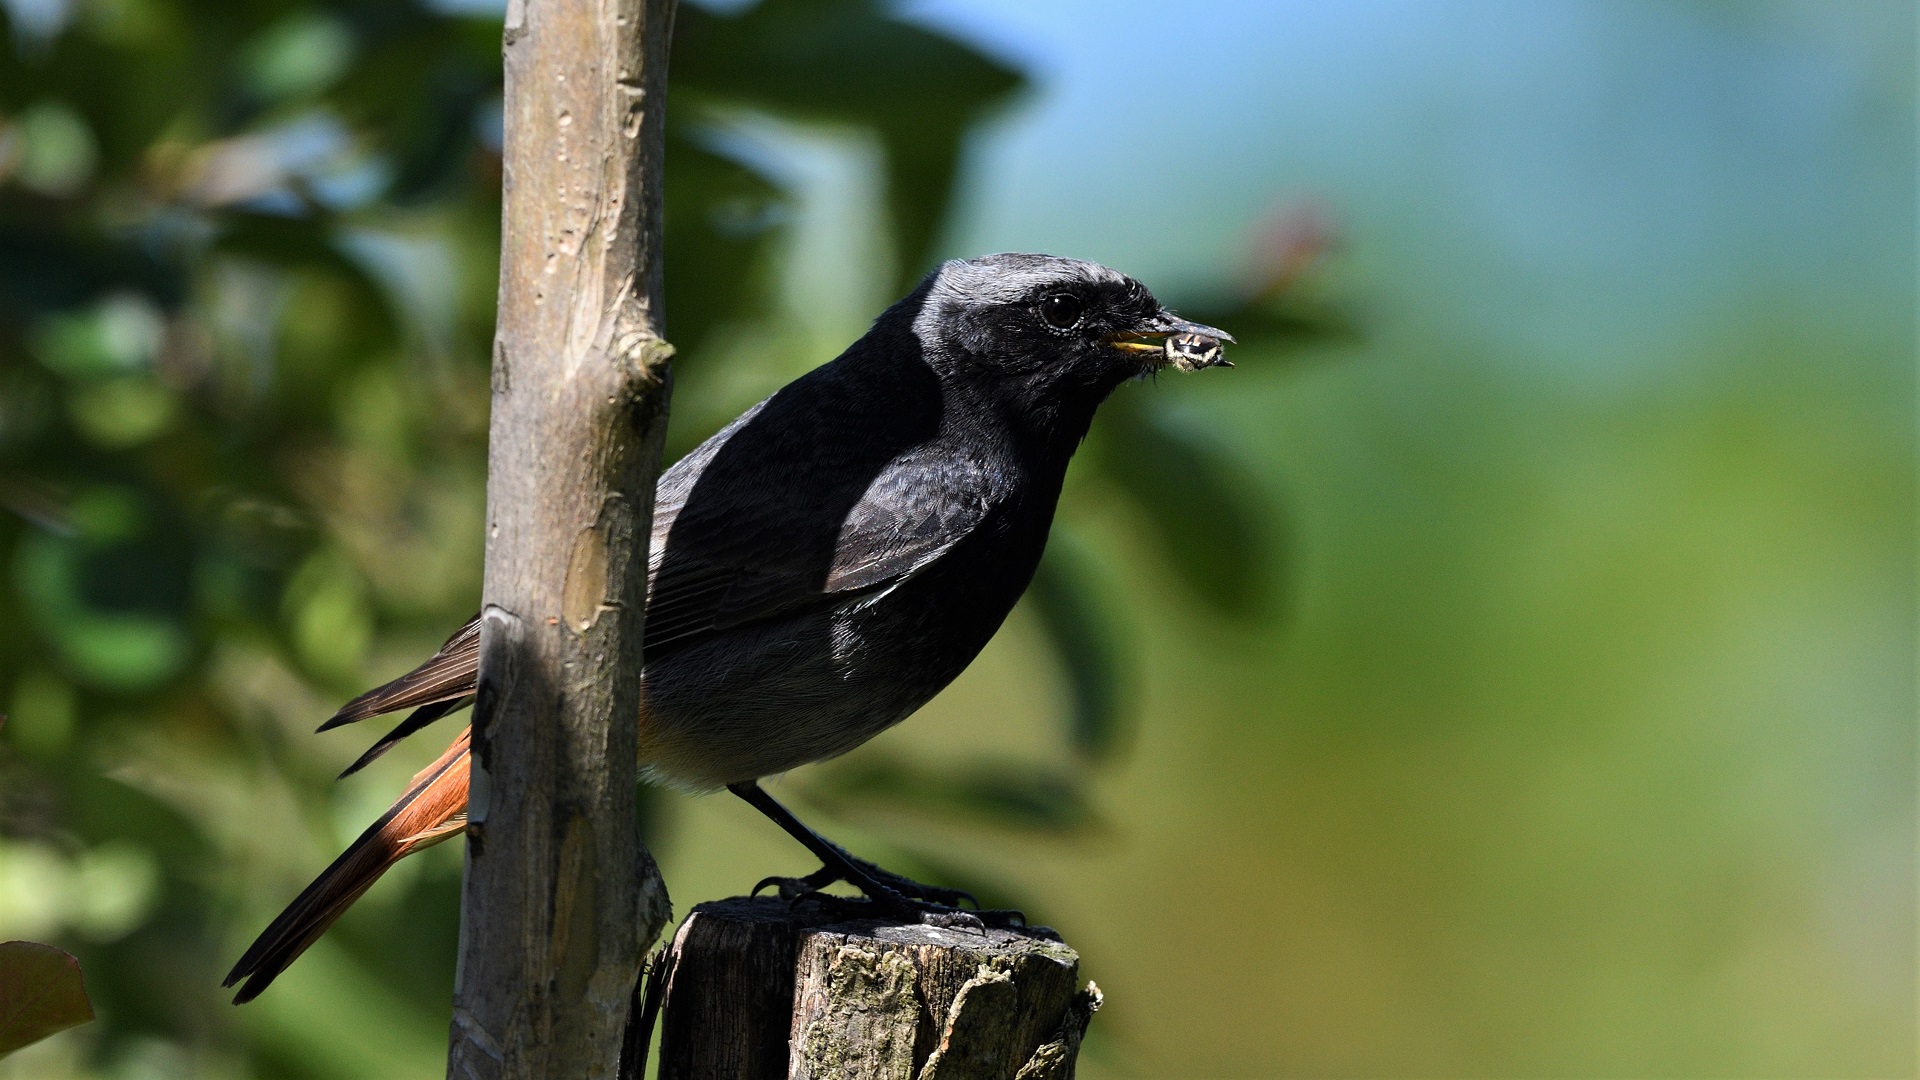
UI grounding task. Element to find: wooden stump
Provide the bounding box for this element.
[649,897,1100,1080]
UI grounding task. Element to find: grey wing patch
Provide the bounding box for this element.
[643,454,994,657]
[822,461,992,593]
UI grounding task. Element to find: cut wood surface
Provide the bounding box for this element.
[447,1,679,1078]
[654,897,1100,1080]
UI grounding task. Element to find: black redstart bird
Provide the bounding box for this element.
[224,253,1230,1003]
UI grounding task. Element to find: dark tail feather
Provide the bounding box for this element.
[338,696,473,780]
[318,615,482,732]
[225,727,473,1004]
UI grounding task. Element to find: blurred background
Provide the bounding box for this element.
[0,0,1911,1076]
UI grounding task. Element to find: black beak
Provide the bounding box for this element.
[1107,309,1236,370]
[1139,310,1236,343]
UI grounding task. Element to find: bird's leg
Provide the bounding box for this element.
[727,781,1028,930]
[751,846,975,909]
[727,780,974,909]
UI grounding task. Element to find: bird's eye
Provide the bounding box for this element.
[1038,292,1086,330]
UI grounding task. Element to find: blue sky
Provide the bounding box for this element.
[900,0,1914,383]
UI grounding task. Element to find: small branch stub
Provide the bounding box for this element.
[654,898,1099,1080]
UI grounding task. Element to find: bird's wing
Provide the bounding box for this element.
[639,449,993,655]
[317,452,993,732]
[318,618,480,731]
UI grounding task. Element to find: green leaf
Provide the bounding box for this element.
[14,490,195,692]
[1176,297,1361,351]
[0,940,94,1060]
[239,14,354,103]
[1028,534,1130,763]
[1091,394,1283,621]
[806,755,1102,834]
[673,0,1025,284]
[663,127,790,360]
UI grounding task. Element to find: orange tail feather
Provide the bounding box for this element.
[225,727,472,1003]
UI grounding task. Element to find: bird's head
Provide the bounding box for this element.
[905,253,1234,407]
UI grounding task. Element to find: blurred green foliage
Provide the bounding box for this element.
[0,1,1330,1076]
[9,1,1895,1076]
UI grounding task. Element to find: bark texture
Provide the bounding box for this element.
[447,1,678,1078]
[656,897,1100,1080]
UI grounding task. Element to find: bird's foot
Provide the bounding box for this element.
[753,842,975,907]
[752,855,1039,935]
[788,885,1037,935]
[752,865,842,903]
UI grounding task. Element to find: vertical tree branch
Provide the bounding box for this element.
[449,1,677,1077]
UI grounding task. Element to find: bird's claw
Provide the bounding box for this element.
[755,862,1036,934]
[884,878,976,909]
[790,885,992,932]
[752,866,841,902]
[840,853,978,909]
[758,855,978,909]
